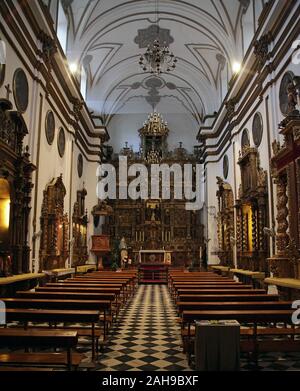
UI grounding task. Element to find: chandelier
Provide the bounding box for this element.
[139,111,169,137]
[138,1,177,75]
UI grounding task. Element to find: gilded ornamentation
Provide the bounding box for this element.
[274,175,289,255]
[39,175,69,270]
[253,32,272,71]
[71,97,84,120]
[286,239,300,279]
[225,98,237,121]
[38,31,57,68]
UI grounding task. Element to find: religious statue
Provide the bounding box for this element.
[119,236,128,269]
[287,82,299,115]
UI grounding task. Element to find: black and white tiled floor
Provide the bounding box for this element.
[83,284,300,372]
[91,284,190,371]
[2,284,300,371]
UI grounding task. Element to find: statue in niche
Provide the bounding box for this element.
[119,236,128,268]
[287,82,299,115]
[155,205,161,221]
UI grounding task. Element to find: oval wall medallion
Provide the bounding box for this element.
[45,110,55,145]
[13,68,29,112]
[77,153,83,178]
[279,71,294,115]
[223,155,229,179]
[57,127,66,157]
[252,112,263,147]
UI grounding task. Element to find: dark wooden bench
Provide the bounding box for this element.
[36,286,123,305]
[177,301,292,312]
[0,352,83,370]
[176,289,266,299]
[2,298,111,341]
[0,328,79,370]
[16,291,119,315]
[1,308,100,360]
[178,294,279,302]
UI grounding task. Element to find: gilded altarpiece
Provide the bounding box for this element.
[72,188,88,266]
[269,115,300,279]
[235,147,269,271]
[0,99,35,276]
[106,115,204,267]
[216,177,234,267]
[39,175,69,271]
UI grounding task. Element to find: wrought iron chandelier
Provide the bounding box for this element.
[138,1,177,75]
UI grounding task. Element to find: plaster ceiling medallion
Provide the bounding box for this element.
[135,25,174,49]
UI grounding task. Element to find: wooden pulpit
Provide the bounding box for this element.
[91,235,110,270]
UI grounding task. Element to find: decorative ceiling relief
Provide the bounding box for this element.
[134,25,174,49]
[64,0,254,121]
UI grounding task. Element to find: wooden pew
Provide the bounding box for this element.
[176,289,265,297]
[2,298,111,342]
[16,290,119,331]
[48,281,131,299]
[178,294,279,302]
[177,301,292,312]
[0,329,79,370]
[171,283,253,299]
[2,308,100,360]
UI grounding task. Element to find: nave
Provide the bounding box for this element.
[92,285,189,371]
[1,270,300,372]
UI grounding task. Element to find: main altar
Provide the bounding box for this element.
[137,250,170,284]
[101,111,204,269]
[138,250,172,264]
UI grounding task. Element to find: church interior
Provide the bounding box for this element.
[0,0,300,373]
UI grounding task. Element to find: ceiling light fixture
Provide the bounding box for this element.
[69,62,78,74]
[139,0,177,75]
[232,61,241,74]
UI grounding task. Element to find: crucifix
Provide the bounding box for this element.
[5,84,12,100]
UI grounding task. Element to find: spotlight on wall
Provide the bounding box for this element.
[232,61,241,74]
[69,62,78,74]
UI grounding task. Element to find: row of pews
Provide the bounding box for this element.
[0,270,137,371]
[169,270,300,367]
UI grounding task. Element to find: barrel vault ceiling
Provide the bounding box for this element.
[64,0,263,126]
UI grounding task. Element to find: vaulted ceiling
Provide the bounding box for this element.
[64,0,260,126]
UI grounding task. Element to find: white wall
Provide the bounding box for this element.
[108,113,199,154]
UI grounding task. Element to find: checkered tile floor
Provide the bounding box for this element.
[89,284,190,371]
[84,284,300,372]
[2,284,300,371]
